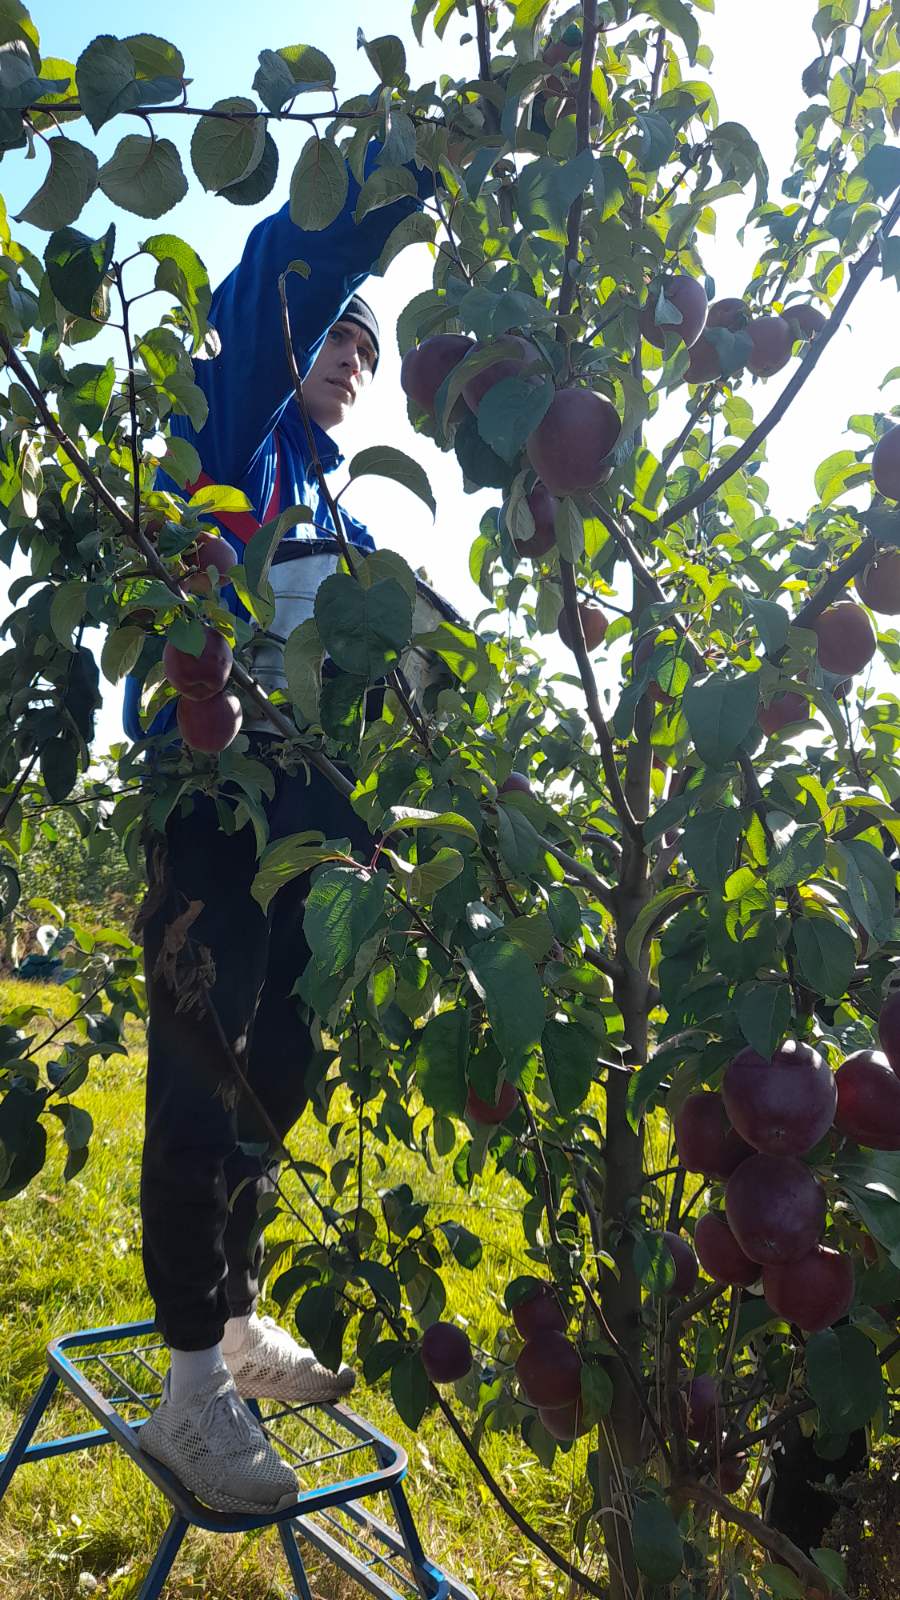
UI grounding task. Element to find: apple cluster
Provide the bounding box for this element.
[163,618,241,754]
[672,1011,900,1337]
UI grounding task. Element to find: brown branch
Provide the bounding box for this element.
[793,535,877,631]
[681,1479,853,1600]
[581,944,625,982]
[659,384,718,474]
[560,561,641,841]
[557,0,600,329]
[663,186,900,529]
[432,1391,609,1598]
[540,835,616,913]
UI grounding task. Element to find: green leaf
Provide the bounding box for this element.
[44,224,115,319]
[466,937,545,1076]
[580,1362,613,1422]
[632,1495,684,1584]
[17,137,98,230]
[283,617,324,725]
[304,865,385,973]
[191,97,265,192]
[391,845,464,904]
[637,0,699,60]
[542,1018,596,1115]
[314,573,412,682]
[376,210,436,275]
[382,807,479,843]
[758,1567,805,1600]
[159,433,201,488]
[811,1550,848,1590]
[768,821,826,888]
[220,131,278,207]
[76,34,181,132]
[793,916,856,1000]
[475,377,554,465]
[390,1350,430,1429]
[40,737,78,803]
[142,233,211,351]
[358,31,407,87]
[681,807,743,889]
[625,886,696,969]
[254,44,335,113]
[438,1220,482,1270]
[59,357,115,435]
[188,482,252,515]
[289,136,349,231]
[629,111,676,171]
[252,50,305,114]
[838,839,896,943]
[806,1326,884,1434]
[50,581,87,648]
[348,444,436,517]
[495,803,542,877]
[354,164,416,223]
[683,674,760,767]
[98,134,187,218]
[100,624,143,685]
[416,1007,469,1116]
[861,142,900,200]
[251,832,340,913]
[735,981,792,1058]
[593,154,630,219]
[518,148,595,238]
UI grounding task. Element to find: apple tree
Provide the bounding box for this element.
[1,1,900,1594]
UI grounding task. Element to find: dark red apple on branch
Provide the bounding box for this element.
[722,1040,837,1156]
[659,1231,698,1296]
[177,689,242,754]
[526,389,620,495]
[673,1092,752,1180]
[634,632,675,705]
[762,1245,854,1332]
[834,1049,900,1149]
[681,1375,720,1442]
[716,1451,749,1493]
[695,1210,759,1287]
[855,550,900,614]
[746,315,792,377]
[783,303,827,340]
[514,481,558,559]
[463,336,538,413]
[812,602,876,676]
[725,1153,826,1265]
[516,1331,582,1408]
[185,532,237,594]
[538,1397,588,1440]
[685,299,749,384]
[640,274,708,349]
[499,771,532,796]
[421,1322,473,1383]
[558,602,608,652]
[400,334,475,416]
[513,1283,567,1340]
[872,423,900,499]
[465,1079,520,1125]
[164,627,233,701]
[757,690,808,736]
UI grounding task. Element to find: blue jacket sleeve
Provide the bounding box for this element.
[189,144,433,485]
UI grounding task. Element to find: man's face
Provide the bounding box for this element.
[303,319,377,429]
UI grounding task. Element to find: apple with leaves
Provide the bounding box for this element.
[400,334,474,416]
[526,389,620,495]
[176,689,243,754]
[163,627,233,701]
[421,1322,473,1383]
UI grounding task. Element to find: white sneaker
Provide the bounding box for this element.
[139,1368,299,1515]
[225,1315,356,1404]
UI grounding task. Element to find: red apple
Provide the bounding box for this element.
[163,627,233,702]
[463,336,538,413]
[695,1211,759,1287]
[757,690,808,736]
[716,1450,749,1493]
[784,304,827,340]
[516,1332,582,1408]
[514,482,558,558]
[499,771,532,796]
[872,424,900,499]
[746,316,793,377]
[465,1079,520,1125]
[400,334,475,416]
[185,533,237,594]
[673,1093,753,1180]
[177,689,243,754]
[681,1375,720,1442]
[538,1397,588,1440]
[725,1153,826,1265]
[421,1322,473,1383]
[855,551,900,615]
[558,602,608,652]
[812,602,876,677]
[513,1283,567,1340]
[641,274,708,349]
[763,1245,854,1332]
[526,389,620,496]
[722,1040,837,1156]
[834,1049,900,1149]
[659,1231,699,1296]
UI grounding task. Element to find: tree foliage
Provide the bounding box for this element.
[0,2,899,1595]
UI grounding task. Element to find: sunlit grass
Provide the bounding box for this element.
[0,979,606,1600]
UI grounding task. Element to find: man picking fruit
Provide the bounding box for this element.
[130,145,431,1516]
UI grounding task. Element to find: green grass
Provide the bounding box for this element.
[0,979,600,1600]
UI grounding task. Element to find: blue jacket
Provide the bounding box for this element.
[124,143,430,740]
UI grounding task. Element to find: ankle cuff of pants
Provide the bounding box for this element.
[155,1314,227,1352]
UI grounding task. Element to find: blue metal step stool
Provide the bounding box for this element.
[0,1319,479,1600]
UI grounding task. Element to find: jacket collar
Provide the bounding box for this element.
[280,405,343,480]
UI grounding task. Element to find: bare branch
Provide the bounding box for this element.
[560,560,641,841]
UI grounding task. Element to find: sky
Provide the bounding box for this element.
[4,2,898,750]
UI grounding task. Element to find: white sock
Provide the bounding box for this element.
[221,1313,256,1356]
[167,1343,227,1402]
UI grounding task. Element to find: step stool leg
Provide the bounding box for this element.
[277,1520,316,1600]
[135,1512,189,1600]
[380,1455,449,1600]
[0,1369,60,1500]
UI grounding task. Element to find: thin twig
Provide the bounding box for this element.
[560,561,641,841]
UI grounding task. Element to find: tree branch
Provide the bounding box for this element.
[663,186,900,529]
[681,1479,853,1600]
[560,561,641,841]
